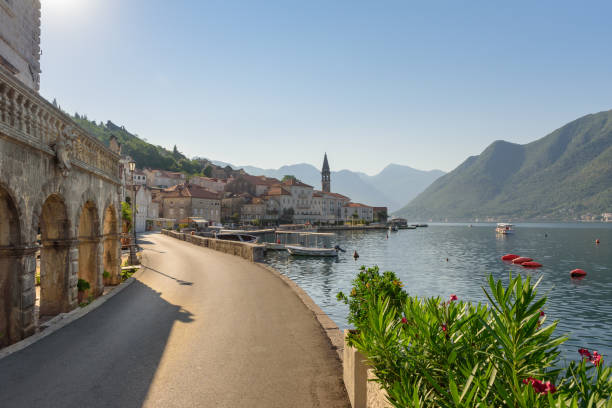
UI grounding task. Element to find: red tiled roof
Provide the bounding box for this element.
[345,202,372,208]
[315,191,350,201]
[282,178,312,188]
[266,186,292,196]
[161,184,220,200]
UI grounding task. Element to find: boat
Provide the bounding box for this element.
[264,242,287,250]
[215,233,259,243]
[285,232,340,257]
[495,223,515,234]
[389,225,399,232]
[406,225,417,229]
[286,246,339,257]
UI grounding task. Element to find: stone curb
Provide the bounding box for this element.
[254,262,345,361]
[0,268,143,361]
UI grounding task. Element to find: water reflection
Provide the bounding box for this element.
[265,223,612,361]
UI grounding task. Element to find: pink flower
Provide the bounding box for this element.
[401,317,408,324]
[523,377,556,395]
[449,294,458,302]
[441,323,447,332]
[590,351,603,366]
[579,348,592,359]
[539,310,545,317]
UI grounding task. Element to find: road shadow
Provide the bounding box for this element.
[141,263,194,286]
[0,280,194,408]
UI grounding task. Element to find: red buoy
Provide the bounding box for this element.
[595,239,600,244]
[570,269,587,278]
[512,257,533,264]
[522,261,542,268]
[501,254,520,261]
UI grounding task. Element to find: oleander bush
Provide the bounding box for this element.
[338,266,612,407]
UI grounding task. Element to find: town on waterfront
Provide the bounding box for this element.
[0,1,611,407]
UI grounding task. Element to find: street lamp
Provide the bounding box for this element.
[128,160,139,265]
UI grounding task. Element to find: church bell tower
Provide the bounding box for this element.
[322,153,331,193]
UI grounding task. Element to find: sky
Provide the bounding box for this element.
[40,0,612,175]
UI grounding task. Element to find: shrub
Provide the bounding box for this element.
[102,270,110,279]
[77,278,90,292]
[340,270,612,407]
[35,273,40,286]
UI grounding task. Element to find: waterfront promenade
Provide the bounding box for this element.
[0,232,349,407]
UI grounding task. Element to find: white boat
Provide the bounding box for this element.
[264,242,287,250]
[286,245,339,257]
[495,223,515,234]
[285,232,342,257]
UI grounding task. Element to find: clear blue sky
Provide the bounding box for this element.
[40,0,612,174]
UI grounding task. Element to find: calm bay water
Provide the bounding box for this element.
[265,223,612,361]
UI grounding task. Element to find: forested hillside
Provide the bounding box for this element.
[72,115,207,175]
[397,110,612,221]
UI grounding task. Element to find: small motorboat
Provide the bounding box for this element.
[286,245,338,257]
[496,223,515,234]
[512,257,533,265]
[389,225,399,232]
[215,233,259,243]
[264,242,286,250]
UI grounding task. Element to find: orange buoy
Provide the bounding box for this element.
[570,269,587,278]
[522,261,542,268]
[512,257,533,265]
[501,254,520,261]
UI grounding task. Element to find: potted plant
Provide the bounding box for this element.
[77,278,90,304]
[102,270,111,285]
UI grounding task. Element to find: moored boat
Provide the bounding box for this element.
[215,233,259,243]
[286,245,339,257]
[496,223,515,234]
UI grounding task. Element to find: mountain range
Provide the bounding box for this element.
[214,161,444,212]
[396,109,612,221]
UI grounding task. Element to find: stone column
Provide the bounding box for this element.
[0,245,37,346]
[67,243,79,310]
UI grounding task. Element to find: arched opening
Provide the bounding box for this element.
[38,194,70,324]
[78,201,100,301]
[0,186,21,347]
[103,205,120,285]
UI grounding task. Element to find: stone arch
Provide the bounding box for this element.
[0,185,25,346]
[38,194,72,320]
[102,204,121,285]
[77,200,101,299]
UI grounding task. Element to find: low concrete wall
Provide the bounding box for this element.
[161,229,265,262]
[343,330,392,408]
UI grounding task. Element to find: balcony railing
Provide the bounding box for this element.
[0,65,120,183]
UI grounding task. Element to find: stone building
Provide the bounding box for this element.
[189,176,227,192]
[160,184,221,224]
[134,185,159,232]
[342,203,374,222]
[143,169,186,189]
[0,0,41,91]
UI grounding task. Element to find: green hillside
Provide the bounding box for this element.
[396,110,612,221]
[72,115,206,175]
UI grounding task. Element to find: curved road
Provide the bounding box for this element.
[0,233,349,407]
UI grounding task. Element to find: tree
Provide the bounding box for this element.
[279,208,295,224]
[172,145,181,160]
[281,175,297,183]
[204,165,213,177]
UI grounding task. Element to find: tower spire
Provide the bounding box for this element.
[321,153,331,192]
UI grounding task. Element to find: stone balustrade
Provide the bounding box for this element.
[0,65,120,182]
[161,230,265,262]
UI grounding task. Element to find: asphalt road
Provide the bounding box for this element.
[0,232,349,407]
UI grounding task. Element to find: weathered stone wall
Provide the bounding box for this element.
[0,64,121,347]
[161,230,265,262]
[0,0,41,90]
